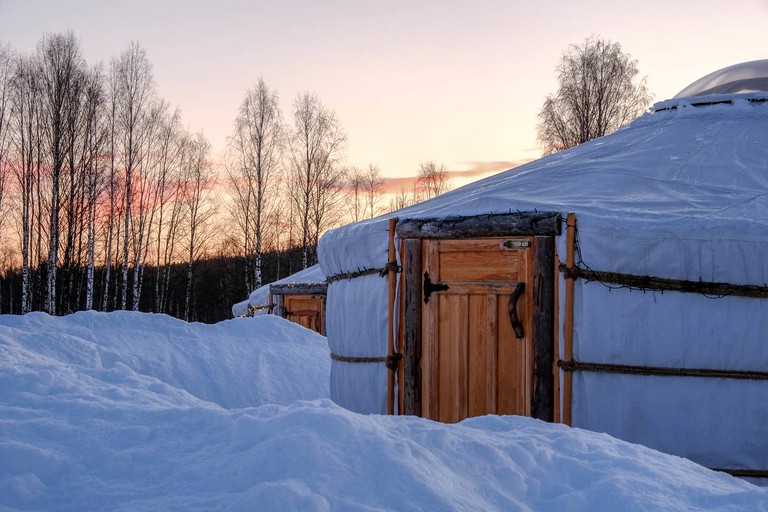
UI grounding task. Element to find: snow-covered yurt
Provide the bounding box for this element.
[270,278,328,335]
[232,264,327,334]
[317,60,768,478]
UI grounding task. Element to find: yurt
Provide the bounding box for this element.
[270,277,328,335]
[317,60,768,478]
[232,264,326,335]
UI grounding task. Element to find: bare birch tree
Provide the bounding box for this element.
[180,132,217,321]
[537,36,652,155]
[0,45,12,255]
[151,107,184,313]
[158,175,184,314]
[129,100,166,310]
[363,164,384,218]
[415,160,450,201]
[114,42,154,310]
[346,166,365,223]
[0,45,13,315]
[309,162,347,251]
[227,78,282,292]
[288,92,346,268]
[101,59,120,311]
[60,55,88,313]
[387,187,412,212]
[10,53,40,314]
[38,32,86,315]
[83,66,106,310]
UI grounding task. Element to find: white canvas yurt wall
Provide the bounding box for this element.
[318,62,768,473]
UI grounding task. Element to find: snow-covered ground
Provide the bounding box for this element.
[0,311,765,511]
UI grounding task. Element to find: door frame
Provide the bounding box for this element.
[396,211,561,421]
[270,282,328,335]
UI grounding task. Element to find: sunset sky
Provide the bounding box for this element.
[1,0,766,188]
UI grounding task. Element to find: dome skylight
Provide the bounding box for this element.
[674,59,768,99]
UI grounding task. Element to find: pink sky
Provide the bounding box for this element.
[1,0,766,183]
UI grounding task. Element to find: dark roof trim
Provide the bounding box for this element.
[396,211,562,239]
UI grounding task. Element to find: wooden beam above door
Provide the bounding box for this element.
[395,212,562,239]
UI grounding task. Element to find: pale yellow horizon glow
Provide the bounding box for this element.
[1,0,766,183]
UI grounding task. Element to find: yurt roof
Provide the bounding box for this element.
[320,64,768,285]
[395,92,768,224]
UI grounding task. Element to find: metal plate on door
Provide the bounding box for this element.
[502,239,531,250]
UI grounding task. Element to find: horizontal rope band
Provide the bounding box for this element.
[560,264,768,299]
[558,360,768,381]
[326,261,401,284]
[239,303,275,318]
[326,266,386,284]
[270,283,328,295]
[330,353,387,364]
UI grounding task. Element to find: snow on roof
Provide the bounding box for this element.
[1,311,765,509]
[674,59,768,99]
[320,91,768,285]
[232,264,326,317]
[400,96,768,225]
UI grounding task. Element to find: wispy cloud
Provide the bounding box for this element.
[380,160,532,193]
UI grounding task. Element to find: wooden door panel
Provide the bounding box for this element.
[284,295,324,333]
[497,292,530,415]
[437,294,467,423]
[422,237,533,423]
[436,239,527,252]
[441,284,517,296]
[438,251,522,282]
[437,238,525,283]
[467,293,496,418]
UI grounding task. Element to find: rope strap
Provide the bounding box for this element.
[379,260,402,277]
[330,353,387,364]
[326,262,402,284]
[561,358,768,478]
[240,303,275,318]
[385,352,403,371]
[560,264,768,299]
[558,360,768,381]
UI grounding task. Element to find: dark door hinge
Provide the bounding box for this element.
[423,271,449,304]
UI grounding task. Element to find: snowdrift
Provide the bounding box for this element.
[0,311,765,511]
[0,311,331,409]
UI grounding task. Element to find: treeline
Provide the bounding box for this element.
[0,33,221,319]
[0,249,306,322]
[0,32,454,322]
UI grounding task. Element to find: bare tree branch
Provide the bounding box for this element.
[537,36,652,155]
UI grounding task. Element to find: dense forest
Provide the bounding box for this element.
[0,249,307,323]
[0,33,450,322]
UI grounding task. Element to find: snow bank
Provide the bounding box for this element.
[0,311,330,409]
[0,310,766,510]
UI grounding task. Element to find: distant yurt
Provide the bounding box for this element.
[270,279,328,335]
[232,265,327,334]
[317,60,768,478]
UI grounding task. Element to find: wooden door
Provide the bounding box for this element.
[283,294,325,334]
[421,238,533,423]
